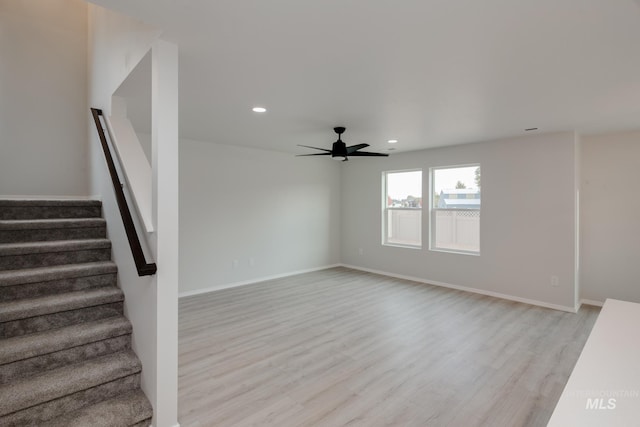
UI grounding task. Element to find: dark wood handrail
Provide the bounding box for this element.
[91,108,157,276]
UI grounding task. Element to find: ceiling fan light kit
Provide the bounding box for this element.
[297,127,390,161]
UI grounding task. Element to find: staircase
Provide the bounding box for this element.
[0,200,153,426]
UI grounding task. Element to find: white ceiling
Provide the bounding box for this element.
[91,0,640,154]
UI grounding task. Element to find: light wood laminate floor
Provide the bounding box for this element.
[178,267,599,427]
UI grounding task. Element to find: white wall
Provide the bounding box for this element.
[0,0,88,197]
[341,132,578,310]
[581,130,640,304]
[136,132,152,165]
[88,6,179,427]
[150,39,179,427]
[180,139,342,294]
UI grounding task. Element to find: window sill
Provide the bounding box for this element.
[383,243,422,250]
[429,247,480,256]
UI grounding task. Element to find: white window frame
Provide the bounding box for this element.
[429,164,480,255]
[382,169,422,249]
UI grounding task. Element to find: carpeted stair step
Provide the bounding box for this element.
[0,350,142,424]
[0,261,117,302]
[0,316,132,384]
[0,287,123,324]
[0,199,152,424]
[40,389,152,427]
[0,239,111,270]
[0,287,124,339]
[0,199,102,220]
[0,218,107,243]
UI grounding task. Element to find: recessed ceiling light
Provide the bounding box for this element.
[252,107,267,113]
[387,139,398,144]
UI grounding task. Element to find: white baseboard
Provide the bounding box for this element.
[178,264,342,298]
[341,264,577,313]
[0,195,96,200]
[579,298,604,307]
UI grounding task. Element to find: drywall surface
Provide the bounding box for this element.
[581,130,640,303]
[135,132,152,165]
[0,0,88,196]
[149,39,179,427]
[88,5,179,427]
[180,139,342,294]
[341,132,578,309]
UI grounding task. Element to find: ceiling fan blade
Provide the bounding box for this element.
[346,143,369,154]
[297,144,332,152]
[348,151,389,157]
[296,153,332,156]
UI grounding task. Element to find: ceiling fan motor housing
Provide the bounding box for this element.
[332,126,348,159]
[332,141,348,158]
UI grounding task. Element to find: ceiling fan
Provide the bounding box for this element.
[297,127,389,161]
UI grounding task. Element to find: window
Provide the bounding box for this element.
[430,165,480,254]
[383,169,422,248]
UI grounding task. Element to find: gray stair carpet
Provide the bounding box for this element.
[0,218,107,243]
[0,199,152,426]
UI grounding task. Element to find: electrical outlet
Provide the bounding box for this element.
[232,259,239,269]
[358,248,364,255]
[249,257,255,267]
[551,276,559,287]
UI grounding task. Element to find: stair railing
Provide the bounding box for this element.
[91,108,157,276]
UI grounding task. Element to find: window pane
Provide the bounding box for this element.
[431,165,480,254]
[434,210,480,252]
[387,210,422,246]
[384,170,422,248]
[433,166,480,208]
[387,171,422,208]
